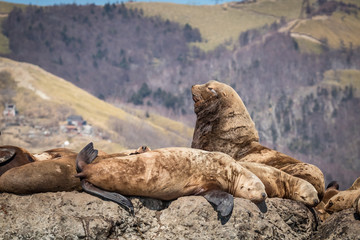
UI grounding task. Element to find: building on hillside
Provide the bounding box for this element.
[61,115,93,135]
[3,103,16,117]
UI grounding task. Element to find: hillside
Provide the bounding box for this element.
[0,0,360,188]
[0,57,193,153]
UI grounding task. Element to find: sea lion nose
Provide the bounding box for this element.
[313,199,319,206]
[261,192,267,199]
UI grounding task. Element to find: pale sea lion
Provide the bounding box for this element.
[76,143,267,216]
[0,145,36,176]
[325,189,360,213]
[239,162,319,206]
[191,80,325,199]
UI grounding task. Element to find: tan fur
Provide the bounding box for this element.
[315,188,339,221]
[348,177,360,190]
[191,80,325,199]
[0,148,80,193]
[80,147,267,203]
[325,189,360,213]
[239,162,319,206]
[0,145,36,176]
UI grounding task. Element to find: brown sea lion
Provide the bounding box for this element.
[191,80,325,199]
[325,189,360,213]
[0,145,36,176]
[0,148,80,193]
[239,162,319,206]
[0,146,151,194]
[315,184,340,221]
[76,143,267,216]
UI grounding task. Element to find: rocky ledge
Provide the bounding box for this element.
[0,192,359,239]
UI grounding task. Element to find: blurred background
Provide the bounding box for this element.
[0,0,359,188]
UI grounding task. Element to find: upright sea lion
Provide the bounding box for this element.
[0,145,36,176]
[239,162,319,206]
[76,143,267,216]
[191,80,325,199]
[325,189,360,213]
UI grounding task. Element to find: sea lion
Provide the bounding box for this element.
[325,189,360,213]
[75,143,267,216]
[0,145,36,176]
[315,183,340,221]
[0,146,151,194]
[191,80,325,199]
[239,162,319,206]
[0,148,81,193]
[354,195,360,216]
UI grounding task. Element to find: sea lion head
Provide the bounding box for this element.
[235,167,267,203]
[324,190,360,213]
[292,181,319,207]
[326,180,339,190]
[191,80,243,115]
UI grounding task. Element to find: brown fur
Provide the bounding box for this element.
[79,147,267,203]
[0,145,36,176]
[325,189,360,213]
[315,188,339,221]
[0,146,151,194]
[191,80,325,199]
[0,148,80,193]
[239,162,319,206]
[354,195,360,215]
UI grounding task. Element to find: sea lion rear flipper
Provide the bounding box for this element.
[82,180,134,215]
[203,189,234,218]
[76,142,98,173]
[0,148,16,164]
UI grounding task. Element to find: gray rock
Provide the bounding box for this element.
[0,192,358,239]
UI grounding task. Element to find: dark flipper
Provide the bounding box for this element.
[203,189,234,218]
[76,142,98,173]
[0,148,16,164]
[82,180,134,215]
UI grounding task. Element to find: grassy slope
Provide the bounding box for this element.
[291,12,360,49]
[0,57,193,150]
[127,2,277,51]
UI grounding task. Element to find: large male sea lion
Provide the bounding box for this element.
[239,162,319,206]
[76,143,267,216]
[0,145,36,176]
[191,80,325,199]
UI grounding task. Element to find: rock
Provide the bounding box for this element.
[0,192,358,239]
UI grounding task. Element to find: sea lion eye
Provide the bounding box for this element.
[328,200,333,207]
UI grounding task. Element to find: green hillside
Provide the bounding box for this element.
[0,57,193,152]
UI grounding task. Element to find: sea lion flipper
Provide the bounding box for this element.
[0,148,16,164]
[203,189,234,217]
[76,142,98,173]
[81,180,134,215]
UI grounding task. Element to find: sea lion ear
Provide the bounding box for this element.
[202,189,234,218]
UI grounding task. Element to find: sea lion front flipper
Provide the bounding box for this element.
[76,142,98,173]
[203,189,234,218]
[0,148,16,164]
[81,180,134,215]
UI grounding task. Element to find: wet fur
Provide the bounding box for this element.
[191,80,325,200]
